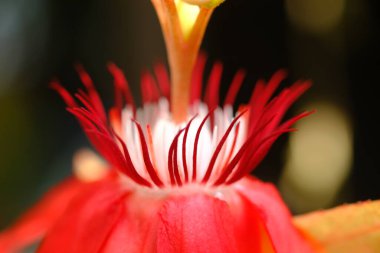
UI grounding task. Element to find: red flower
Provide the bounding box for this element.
[0,55,315,252]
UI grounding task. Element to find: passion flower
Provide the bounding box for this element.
[0,58,314,253]
[0,0,316,252]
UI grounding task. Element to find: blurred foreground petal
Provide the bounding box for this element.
[37,179,125,253]
[0,178,85,253]
[294,200,380,253]
[0,149,108,253]
[235,178,315,253]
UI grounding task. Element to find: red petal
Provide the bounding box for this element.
[100,193,165,253]
[234,177,315,253]
[37,179,126,253]
[227,191,281,253]
[157,194,238,253]
[0,178,85,253]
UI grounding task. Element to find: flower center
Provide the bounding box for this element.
[53,61,311,191]
[119,98,248,189]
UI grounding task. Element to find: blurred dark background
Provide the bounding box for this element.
[1,0,379,229]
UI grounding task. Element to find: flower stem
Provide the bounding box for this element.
[151,0,213,123]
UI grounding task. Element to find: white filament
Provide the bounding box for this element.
[121,98,248,186]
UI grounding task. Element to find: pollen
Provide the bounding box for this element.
[175,0,200,39]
